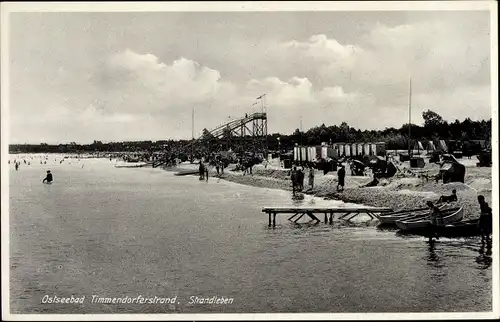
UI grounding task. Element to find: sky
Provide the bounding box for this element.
[7,9,493,144]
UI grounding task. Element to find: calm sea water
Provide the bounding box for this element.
[9,154,492,314]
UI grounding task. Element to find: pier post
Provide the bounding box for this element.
[329,212,333,225]
[273,213,276,228]
[324,213,328,223]
[268,212,271,227]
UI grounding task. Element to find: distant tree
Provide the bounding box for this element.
[422,110,444,128]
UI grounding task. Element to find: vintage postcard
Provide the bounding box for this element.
[1,1,498,321]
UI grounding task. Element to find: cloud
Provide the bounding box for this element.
[98,49,236,114]
[8,12,491,144]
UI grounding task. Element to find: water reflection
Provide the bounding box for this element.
[291,192,305,205]
[475,242,492,269]
[427,240,439,263]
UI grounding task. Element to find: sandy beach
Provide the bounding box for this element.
[173,156,492,220]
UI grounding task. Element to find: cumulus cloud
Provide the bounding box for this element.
[8,12,491,143]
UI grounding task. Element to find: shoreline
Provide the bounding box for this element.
[170,160,492,220]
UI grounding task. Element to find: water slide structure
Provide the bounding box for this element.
[152,112,268,168]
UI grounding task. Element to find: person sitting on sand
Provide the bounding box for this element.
[437,189,458,204]
[42,170,53,183]
[427,201,443,241]
[337,165,346,192]
[477,195,492,244]
[363,173,379,188]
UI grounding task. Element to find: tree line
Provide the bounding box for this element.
[9,110,492,154]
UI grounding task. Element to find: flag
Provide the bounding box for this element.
[256,94,266,100]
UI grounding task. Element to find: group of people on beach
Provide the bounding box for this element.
[426,189,492,244]
[289,163,347,193]
[290,165,315,193]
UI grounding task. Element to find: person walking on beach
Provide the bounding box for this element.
[15,162,19,171]
[308,165,315,191]
[290,166,298,193]
[477,195,492,244]
[199,162,205,180]
[42,170,53,183]
[337,165,346,192]
[296,168,304,192]
[427,201,443,241]
[205,164,209,182]
[215,159,220,175]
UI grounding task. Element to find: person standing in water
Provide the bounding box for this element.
[477,195,492,245]
[427,201,443,241]
[42,170,53,183]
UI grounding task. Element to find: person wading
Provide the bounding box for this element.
[42,170,53,183]
[477,195,492,245]
[427,201,443,241]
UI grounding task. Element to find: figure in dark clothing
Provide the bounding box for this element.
[199,162,205,180]
[15,162,19,171]
[297,169,304,192]
[427,201,443,241]
[290,166,298,193]
[477,195,492,244]
[43,170,53,183]
[437,189,458,204]
[337,165,346,192]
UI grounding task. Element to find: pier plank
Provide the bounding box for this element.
[262,207,393,214]
[262,206,393,224]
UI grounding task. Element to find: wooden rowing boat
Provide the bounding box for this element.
[174,170,200,176]
[395,207,463,231]
[378,207,428,225]
[378,205,445,225]
[114,162,149,168]
[397,218,480,237]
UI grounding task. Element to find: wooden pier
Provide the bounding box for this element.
[262,207,393,227]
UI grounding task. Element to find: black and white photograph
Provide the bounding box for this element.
[1,1,498,320]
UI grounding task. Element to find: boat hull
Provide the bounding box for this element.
[396,207,463,231]
[398,219,480,237]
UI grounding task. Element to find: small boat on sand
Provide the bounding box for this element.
[174,170,200,176]
[378,205,446,225]
[114,162,149,168]
[395,207,463,231]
